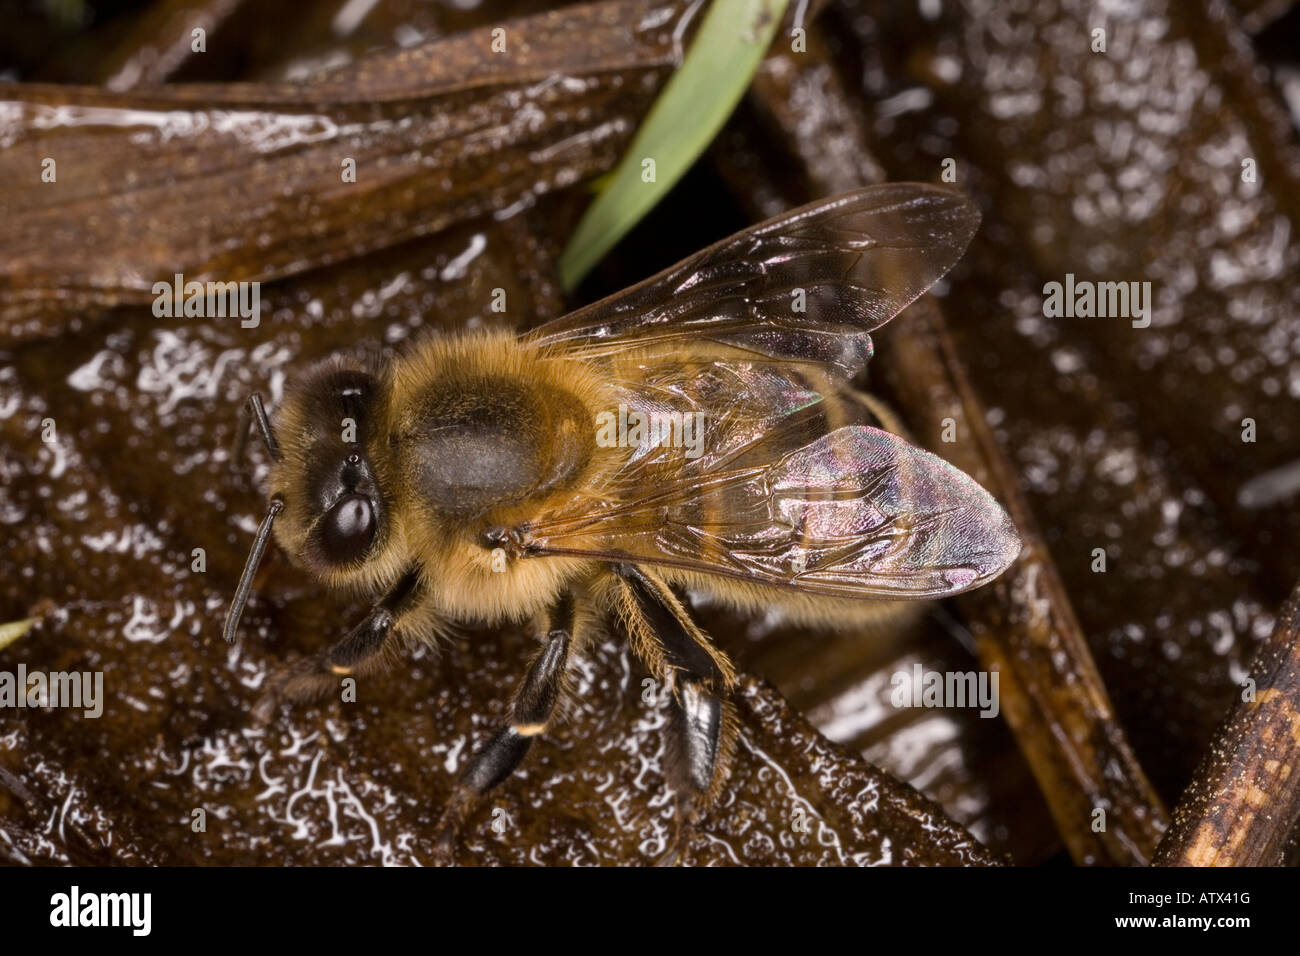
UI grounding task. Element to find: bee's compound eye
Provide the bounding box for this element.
[320,494,376,564]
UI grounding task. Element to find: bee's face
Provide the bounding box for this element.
[269,361,392,580]
[308,451,380,566]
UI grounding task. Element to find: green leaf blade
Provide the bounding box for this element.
[558,0,791,290]
[0,618,36,652]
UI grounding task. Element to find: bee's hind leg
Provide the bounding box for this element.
[652,674,738,867]
[251,568,422,724]
[609,564,738,865]
[432,592,576,863]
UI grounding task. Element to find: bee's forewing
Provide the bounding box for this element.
[528,182,981,379]
[528,421,1020,600]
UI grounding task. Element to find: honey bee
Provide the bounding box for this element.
[224,182,1020,857]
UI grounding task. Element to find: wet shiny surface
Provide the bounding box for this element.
[825,0,1297,799]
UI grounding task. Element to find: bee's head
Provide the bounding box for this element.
[268,358,392,579]
[223,356,398,644]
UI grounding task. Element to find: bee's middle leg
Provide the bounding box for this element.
[251,568,422,723]
[433,592,576,860]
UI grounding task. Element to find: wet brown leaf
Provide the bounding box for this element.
[0,0,692,345]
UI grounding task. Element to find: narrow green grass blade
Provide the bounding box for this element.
[0,618,36,652]
[558,0,790,290]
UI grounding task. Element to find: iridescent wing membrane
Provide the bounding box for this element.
[522,183,1020,599]
[529,183,982,378]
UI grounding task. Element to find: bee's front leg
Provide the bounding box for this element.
[251,567,423,724]
[433,592,576,863]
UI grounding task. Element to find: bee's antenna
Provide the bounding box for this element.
[224,495,285,643]
[233,393,282,471]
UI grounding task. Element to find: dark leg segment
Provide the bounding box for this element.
[457,624,571,794]
[614,563,725,682]
[252,568,422,723]
[434,594,575,855]
[612,564,736,811]
[673,678,725,797]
